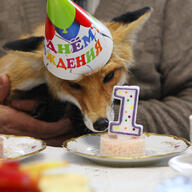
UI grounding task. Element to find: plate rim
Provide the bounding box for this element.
[63,132,190,160]
[0,134,46,160]
[168,152,192,173]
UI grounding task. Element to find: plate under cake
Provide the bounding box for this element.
[63,133,190,166]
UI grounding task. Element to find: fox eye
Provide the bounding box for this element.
[68,82,82,90]
[103,71,115,83]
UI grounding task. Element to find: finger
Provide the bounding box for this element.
[11,100,38,112]
[0,105,73,139]
[44,131,77,147]
[3,108,72,138]
[29,118,73,139]
[0,74,9,103]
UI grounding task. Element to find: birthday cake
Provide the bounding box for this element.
[100,86,146,157]
[100,134,145,157]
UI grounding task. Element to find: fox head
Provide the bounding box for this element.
[2,7,152,132]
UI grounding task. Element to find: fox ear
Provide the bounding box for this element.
[3,36,44,70]
[107,7,152,44]
[3,36,44,52]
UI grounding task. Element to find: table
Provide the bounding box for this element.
[21,146,190,192]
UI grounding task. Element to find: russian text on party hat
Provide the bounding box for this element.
[44,0,113,80]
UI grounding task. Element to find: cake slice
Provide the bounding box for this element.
[100,134,145,157]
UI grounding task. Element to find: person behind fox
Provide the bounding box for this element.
[0,0,192,146]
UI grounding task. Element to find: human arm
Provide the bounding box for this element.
[137,89,192,139]
[0,74,76,146]
[136,0,192,139]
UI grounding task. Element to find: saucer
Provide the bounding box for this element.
[63,133,190,166]
[169,150,192,174]
[0,134,46,160]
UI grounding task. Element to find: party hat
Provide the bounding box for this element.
[44,0,113,80]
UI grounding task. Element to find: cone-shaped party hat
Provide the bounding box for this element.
[44,0,113,80]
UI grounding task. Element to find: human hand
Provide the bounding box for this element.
[0,74,75,146]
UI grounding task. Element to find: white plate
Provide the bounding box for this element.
[0,134,46,160]
[169,151,192,174]
[63,133,190,166]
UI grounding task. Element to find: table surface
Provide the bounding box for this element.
[21,146,192,192]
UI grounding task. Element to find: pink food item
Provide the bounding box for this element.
[0,137,4,158]
[100,134,145,156]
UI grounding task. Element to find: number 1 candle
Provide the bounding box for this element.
[109,86,143,136]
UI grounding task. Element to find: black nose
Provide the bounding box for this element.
[93,118,109,131]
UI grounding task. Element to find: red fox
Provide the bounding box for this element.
[0,7,152,133]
